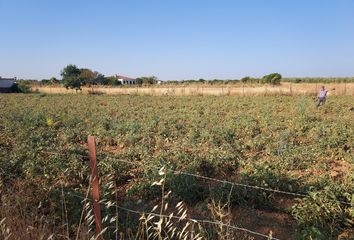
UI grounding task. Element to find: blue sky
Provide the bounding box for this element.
[1,0,354,80]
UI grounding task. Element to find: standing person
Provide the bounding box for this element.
[317,86,328,107]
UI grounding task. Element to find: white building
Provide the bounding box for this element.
[115,75,136,85]
[0,77,16,92]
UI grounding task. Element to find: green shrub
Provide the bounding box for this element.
[262,73,282,85]
[11,82,31,93]
[167,174,208,204]
[292,184,354,239]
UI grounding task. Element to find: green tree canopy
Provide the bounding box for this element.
[61,64,81,79]
[136,76,158,85]
[79,68,105,86]
[262,73,282,85]
[60,65,107,90]
[61,64,82,90]
[241,76,251,83]
[63,76,82,90]
[105,76,121,86]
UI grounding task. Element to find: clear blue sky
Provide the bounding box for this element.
[1,0,354,80]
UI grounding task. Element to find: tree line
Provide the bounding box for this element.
[24,64,354,89]
[59,64,159,90]
[166,73,282,85]
[283,77,354,83]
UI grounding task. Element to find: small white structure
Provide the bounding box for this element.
[0,77,16,88]
[115,75,136,85]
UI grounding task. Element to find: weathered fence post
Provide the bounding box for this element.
[88,135,104,240]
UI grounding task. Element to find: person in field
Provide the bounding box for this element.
[317,86,328,107]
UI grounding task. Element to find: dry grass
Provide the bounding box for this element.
[1,170,268,240]
[0,178,92,240]
[32,83,354,96]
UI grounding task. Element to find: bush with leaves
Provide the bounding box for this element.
[262,73,282,85]
[292,183,354,239]
[11,81,31,93]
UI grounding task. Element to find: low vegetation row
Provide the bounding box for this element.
[15,64,354,91]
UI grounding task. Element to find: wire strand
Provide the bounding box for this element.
[0,169,281,240]
[1,145,353,206]
[67,192,281,240]
[101,156,354,206]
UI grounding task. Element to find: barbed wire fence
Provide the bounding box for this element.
[1,136,353,240]
[0,146,280,240]
[0,174,280,240]
[2,144,352,206]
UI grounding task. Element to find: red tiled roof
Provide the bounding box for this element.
[116,75,136,80]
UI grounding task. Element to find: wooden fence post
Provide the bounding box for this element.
[88,136,104,240]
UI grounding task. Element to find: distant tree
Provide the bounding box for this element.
[79,68,105,86]
[40,79,51,85]
[61,64,82,90]
[96,75,108,85]
[210,79,221,85]
[39,77,60,85]
[262,73,282,85]
[61,64,81,79]
[79,68,97,84]
[11,81,31,93]
[105,76,121,86]
[136,76,158,85]
[50,77,60,83]
[241,76,251,83]
[135,78,143,85]
[63,76,82,91]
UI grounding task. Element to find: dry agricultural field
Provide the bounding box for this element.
[0,93,353,240]
[32,82,354,96]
